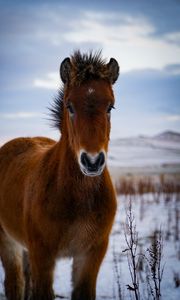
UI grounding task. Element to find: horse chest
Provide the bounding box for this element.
[56,191,113,257]
[69,218,99,254]
[58,215,102,257]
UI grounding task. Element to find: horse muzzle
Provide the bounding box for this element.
[78,150,106,177]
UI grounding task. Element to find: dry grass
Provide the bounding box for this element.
[115,174,180,196]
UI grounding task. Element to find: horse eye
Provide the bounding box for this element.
[107,104,115,114]
[66,103,74,117]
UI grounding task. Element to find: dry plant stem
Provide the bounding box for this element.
[123,198,140,300]
[146,230,164,300]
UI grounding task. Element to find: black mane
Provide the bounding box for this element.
[49,88,64,132]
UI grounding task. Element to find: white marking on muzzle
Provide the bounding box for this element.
[78,149,106,177]
[87,152,99,164]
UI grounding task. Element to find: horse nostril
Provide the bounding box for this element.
[80,152,105,172]
[80,152,89,168]
[95,152,105,168]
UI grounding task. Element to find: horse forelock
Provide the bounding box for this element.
[70,50,110,86]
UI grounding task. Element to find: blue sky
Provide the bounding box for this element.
[0,0,180,142]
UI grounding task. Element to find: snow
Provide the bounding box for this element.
[1,193,180,299]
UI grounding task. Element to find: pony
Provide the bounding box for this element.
[0,50,119,300]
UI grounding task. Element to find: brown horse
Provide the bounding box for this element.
[0,51,119,300]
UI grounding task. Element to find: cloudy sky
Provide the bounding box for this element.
[0,0,180,142]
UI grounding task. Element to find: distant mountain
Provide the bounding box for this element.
[153,131,180,142]
[111,130,180,146]
[108,130,180,170]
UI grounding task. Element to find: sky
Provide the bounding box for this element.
[0,0,180,142]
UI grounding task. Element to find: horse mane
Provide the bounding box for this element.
[49,50,109,131]
[49,88,64,132]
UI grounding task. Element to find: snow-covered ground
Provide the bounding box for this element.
[1,193,180,299]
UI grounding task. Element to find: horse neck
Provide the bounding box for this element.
[57,133,78,175]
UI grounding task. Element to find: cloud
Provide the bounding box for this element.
[63,11,180,73]
[33,72,59,89]
[1,4,180,76]
[0,112,43,119]
[163,64,180,75]
[162,115,180,122]
[64,11,154,44]
[164,31,180,46]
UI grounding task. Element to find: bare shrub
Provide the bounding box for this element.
[123,198,165,300]
[123,199,140,300]
[145,229,164,300]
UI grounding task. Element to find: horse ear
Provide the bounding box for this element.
[60,57,72,84]
[107,58,119,84]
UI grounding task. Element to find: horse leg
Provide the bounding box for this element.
[28,247,55,300]
[23,251,32,300]
[71,239,108,300]
[0,228,24,300]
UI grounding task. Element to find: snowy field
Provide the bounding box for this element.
[0,192,180,299]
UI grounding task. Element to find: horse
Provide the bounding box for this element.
[0,50,119,300]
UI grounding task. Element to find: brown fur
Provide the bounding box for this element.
[0,51,119,300]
